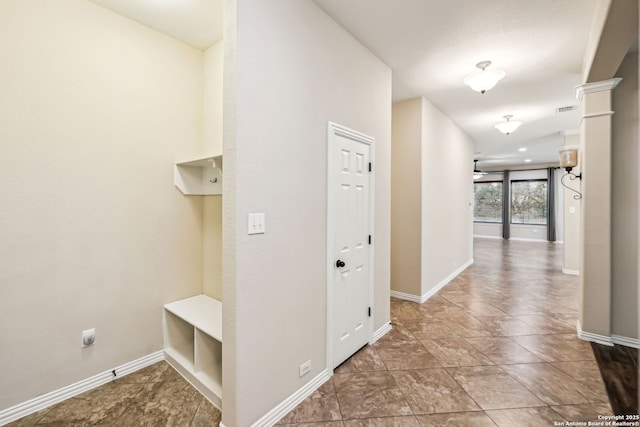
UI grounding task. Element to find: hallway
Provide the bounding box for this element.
[277,238,611,426]
[5,239,615,426]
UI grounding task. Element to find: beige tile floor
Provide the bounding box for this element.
[8,239,612,426]
[7,362,221,426]
[276,239,613,426]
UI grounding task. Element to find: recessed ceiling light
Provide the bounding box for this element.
[518,147,527,152]
[524,159,532,163]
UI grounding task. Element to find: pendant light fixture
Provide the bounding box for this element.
[463,61,505,94]
[494,115,522,135]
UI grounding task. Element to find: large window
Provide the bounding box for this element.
[511,179,548,225]
[474,182,503,223]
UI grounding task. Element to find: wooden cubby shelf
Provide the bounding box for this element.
[163,295,222,408]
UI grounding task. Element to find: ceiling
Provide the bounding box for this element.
[313,0,598,169]
[89,0,223,50]
[88,0,598,169]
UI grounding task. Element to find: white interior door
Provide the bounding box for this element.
[327,122,373,369]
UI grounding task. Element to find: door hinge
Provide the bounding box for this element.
[368,162,372,172]
[368,235,372,245]
[368,307,371,317]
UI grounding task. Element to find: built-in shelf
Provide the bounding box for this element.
[174,155,223,195]
[164,295,222,408]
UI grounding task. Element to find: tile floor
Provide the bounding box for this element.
[7,362,221,426]
[7,239,617,426]
[276,239,614,426]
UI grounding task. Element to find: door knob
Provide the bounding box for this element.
[336,259,346,268]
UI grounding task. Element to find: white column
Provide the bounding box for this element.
[575,78,621,344]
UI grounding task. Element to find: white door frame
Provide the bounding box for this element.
[326,121,375,371]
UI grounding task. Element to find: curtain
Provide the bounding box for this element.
[502,170,510,240]
[547,167,556,241]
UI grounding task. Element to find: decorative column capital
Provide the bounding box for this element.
[575,78,622,101]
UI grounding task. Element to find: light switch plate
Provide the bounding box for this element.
[248,213,265,234]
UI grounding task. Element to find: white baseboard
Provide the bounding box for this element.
[576,321,640,349]
[509,237,547,242]
[473,235,503,240]
[389,290,423,303]
[562,267,579,276]
[576,320,613,346]
[390,258,474,304]
[612,335,640,349]
[250,369,332,427]
[0,351,164,426]
[371,322,392,344]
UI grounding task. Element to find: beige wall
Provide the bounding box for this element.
[611,52,639,339]
[578,0,638,343]
[563,133,581,273]
[390,98,473,300]
[0,0,205,411]
[582,0,638,83]
[202,41,224,300]
[391,98,423,296]
[579,87,614,337]
[421,98,474,295]
[222,0,392,424]
[203,41,224,156]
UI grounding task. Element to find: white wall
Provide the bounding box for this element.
[0,0,204,411]
[473,223,502,238]
[223,1,392,425]
[420,98,474,296]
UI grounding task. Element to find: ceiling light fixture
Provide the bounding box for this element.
[495,115,522,135]
[518,147,527,152]
[463,61,505,94]
[473,160,487,180]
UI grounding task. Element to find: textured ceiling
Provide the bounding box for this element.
[88,0,599,169]
[314,0,598,168]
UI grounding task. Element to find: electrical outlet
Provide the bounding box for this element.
[82,328,96,347]
[299,360,311,377]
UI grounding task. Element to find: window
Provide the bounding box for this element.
[511,180,548,225]
[474,182,503,223]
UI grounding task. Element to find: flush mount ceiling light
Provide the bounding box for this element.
[463,61,505,94]
[494,115,522,135]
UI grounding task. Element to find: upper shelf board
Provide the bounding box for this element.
[174,154,222,195]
